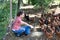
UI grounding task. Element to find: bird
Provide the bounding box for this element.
[24,14,35,23]
[24,14,30,21]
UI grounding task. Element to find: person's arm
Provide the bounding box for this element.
[21,21,34,28]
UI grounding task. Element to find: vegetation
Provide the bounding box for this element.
[0,0,60,40]
[0,0,18,40]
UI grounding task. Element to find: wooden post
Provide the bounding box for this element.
[10,0,12,22]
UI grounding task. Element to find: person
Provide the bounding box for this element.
[12,11,34,37]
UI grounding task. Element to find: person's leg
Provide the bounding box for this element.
[24,26,31,35]
[12,27,25,37]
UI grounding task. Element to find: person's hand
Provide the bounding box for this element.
[29,25,34,28]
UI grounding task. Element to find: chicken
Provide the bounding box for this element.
[24,14,35,23]
[25,14,29,21]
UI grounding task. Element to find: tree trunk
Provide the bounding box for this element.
[10,0,12,22]
[10,0,12,28]
[28,0,31,5]
[18,0,23,9]
[18,0,20,9]
[15,2,18,19]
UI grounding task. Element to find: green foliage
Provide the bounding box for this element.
[31,0,51,6]
[31,0,53,9]
[0,0,18,40]
[0,1,10,40]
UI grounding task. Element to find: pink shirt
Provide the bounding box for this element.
[12,17,22,30]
